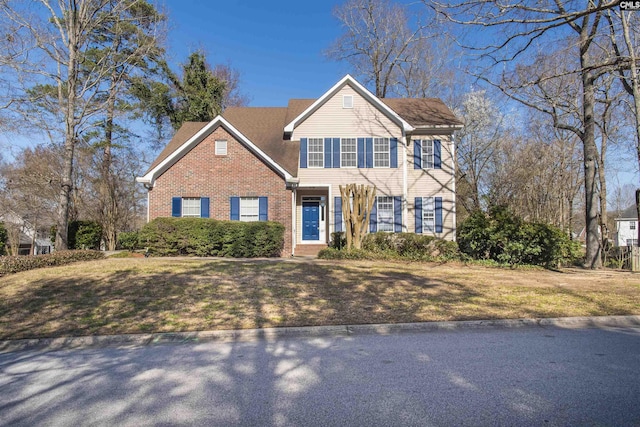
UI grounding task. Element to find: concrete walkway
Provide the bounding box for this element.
[2,315,639,354]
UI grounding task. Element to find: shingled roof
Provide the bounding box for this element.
[142,90,461,181]
[222,107,299,176]
[381,98,463,127]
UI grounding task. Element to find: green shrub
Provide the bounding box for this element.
[117,231,140,251]
[68,220,103,250]
[329,232,346,250]
[318,247,378,260]
[138,217,285,257]
[0,222,7,256]
[0,250,105,275]
[457,206,581,267]
[319,233,460,262]
[361,232,457,261]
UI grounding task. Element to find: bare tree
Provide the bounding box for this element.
[607,9,640,246]
[327,0,434,98]
[455,89,506,212]
[339,184,376,250]
[428,0,621,268]
[1,0,158,250]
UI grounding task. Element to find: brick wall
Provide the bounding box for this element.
[147,125,293,256]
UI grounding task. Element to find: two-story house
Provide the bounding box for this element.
[614,205,639,247]
[137,75,463,256]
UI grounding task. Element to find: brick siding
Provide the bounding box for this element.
[147,125,293,256]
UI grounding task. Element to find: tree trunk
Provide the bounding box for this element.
[597,132,608,248]
[580,31,602,269]
[102,87,118,251]
[55,6,80,251]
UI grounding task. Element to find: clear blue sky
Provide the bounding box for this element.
[164,0,349,106]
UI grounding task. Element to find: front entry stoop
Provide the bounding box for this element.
[294,244,328,257]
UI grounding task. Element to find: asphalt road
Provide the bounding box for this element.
[1,325,639,427]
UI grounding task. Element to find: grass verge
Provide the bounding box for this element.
[0,258,638,340]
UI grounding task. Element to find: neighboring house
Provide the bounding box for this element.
[0,211,52,255]
[137,75,463,256]
[614,205,639,247]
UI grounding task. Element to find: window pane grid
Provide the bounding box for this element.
[341,138,356,167]
[422,197,435,232]
[422,140,434,169]
[374,138,389,168]
[308,138,324,168]
[377,196,394,232]
[240,197,259,222]
[182,198,200,217]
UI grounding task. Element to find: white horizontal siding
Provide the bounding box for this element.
[292,85,401,140]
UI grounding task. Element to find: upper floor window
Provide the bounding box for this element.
[240,197,259,222]
[630,221,636,230]
[422,197,435,232]
[308,138,324,168]
[343,95,353,109]
[377,196,394,232]
[182,197,201,217]
[422,140,434,169]
[341,138,357,167]
[215,140,227,156]
[374,137,389,168]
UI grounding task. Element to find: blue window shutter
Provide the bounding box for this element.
[369,198,377,233]
[324,138,332,168]
[435,197,443,233]
[390,138,398,168]
[414,140,422,169]
[334,196,342,232]
[366,137,373,168]
[434,139,442,169]
[415,197,423,234]
[333,138,340,168]
[357,138,365,168]
[300,138,308,168]
[201,197,210,218]
[394,196,402,233]
[172,197,181,217]
[230,197,240,220]
[259,197,268,221]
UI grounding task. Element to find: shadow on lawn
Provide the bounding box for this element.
[0,259,637,340]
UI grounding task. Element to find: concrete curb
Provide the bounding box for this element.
[1,315,639,354]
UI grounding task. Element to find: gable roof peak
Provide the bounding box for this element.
[283,74,414,135]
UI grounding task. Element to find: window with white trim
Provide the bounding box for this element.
[215,140,227,155]
[627,239,638,246]
[343,95,353,108]
[374,137,390,168]
[240,197,259,222]
[182,197,201,217]
[377,196,394,232]
[341,138,357,167]
[630,221,636,230]
[422,140,434,169]
[308,138,324,168]
[422,197,435,232]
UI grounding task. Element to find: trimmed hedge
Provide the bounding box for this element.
[321,232,460,261]
[117,231,140,251]
[0,250,105,275]
[457,207,581,267]
[138,217,285,257]
[69,220,102,250]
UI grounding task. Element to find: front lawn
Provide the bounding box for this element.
[0,258,638,340]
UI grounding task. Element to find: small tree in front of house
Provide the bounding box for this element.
[339,184,376,250]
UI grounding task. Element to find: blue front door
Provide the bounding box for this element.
[302,202,320,241]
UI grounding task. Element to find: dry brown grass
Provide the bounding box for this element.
[0,257,638,340]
